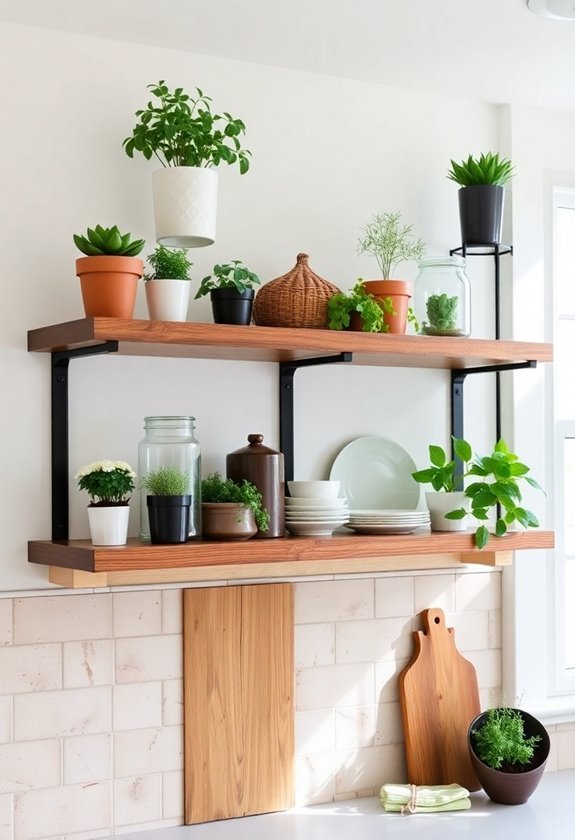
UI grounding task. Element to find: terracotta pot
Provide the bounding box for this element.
[362,279,413,334]
[76,256,143,318]
[201,502,258,541]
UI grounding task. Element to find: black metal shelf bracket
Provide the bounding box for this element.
[279,353,352,482]
[51,342,118,541]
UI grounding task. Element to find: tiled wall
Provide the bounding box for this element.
[1,572,574,839]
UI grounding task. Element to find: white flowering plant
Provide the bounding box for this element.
[75,460,137,506]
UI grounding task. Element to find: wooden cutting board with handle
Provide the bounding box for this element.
[399,607,481,791]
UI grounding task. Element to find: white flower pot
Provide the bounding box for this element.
[87,505,130,546]
[425,491,469,532]
[152,167,218,247]
[145,279,191,322]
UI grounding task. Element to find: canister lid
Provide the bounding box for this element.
[228,434,280,456]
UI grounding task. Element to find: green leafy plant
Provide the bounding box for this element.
[201,472,270,533]
[357,211,425,280]
[471,707,541,771]
[123,80,251,173]
[195,260,260,299]
[75,460,136,506]
[73,225,145,257]
[327,279,393,332]
[447,152,514,187]
[142,466,190,496]
[423,293,459,335]
[412,438,472,492]
[144,245,193,281]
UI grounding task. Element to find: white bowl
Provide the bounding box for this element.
[287,480,342,499]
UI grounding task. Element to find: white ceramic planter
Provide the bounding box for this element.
[87,505,130,546]
[152,166,218,247]
[425,491,469,532]
[145,279,191,322]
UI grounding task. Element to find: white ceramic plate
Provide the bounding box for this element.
[285,513,350,522]
[286,498,348,509]
[349,508,427,518]
[286,521,345,536]
[330,437,419,510]
[344,523,429,535]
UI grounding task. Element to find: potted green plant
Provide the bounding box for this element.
[357,211,425,334]
[75,459,136,546]
[142,465,191,545]
[201,472,270,541]
[123,80,251,248]
[143,245,193,322]
[412,439,472,532]
[447,151,514,246]
[468,706,550,805]
[327,279,392,332]
[73,225,145,319]
[195,260,261,325]
[422,293,460,336]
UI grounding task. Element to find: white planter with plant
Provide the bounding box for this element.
[75,460,136,546]
[123,80,251,248]
[412,440,471,532]
[144,245,193,322]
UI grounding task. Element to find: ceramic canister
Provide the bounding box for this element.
[226,434,285,538]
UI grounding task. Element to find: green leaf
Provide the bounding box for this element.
[475,525,490,549]
[495,518,508,537]
[445,508,467,520]
[429,445,446,467]
[453,437,472,463]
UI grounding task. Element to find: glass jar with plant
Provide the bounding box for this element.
[414,256,471,337]
[123,80,251,247]
[142,465,192,545]
[447,151,514,246]
[201,472,270,541]
[75,459,137,546]
[144,244,193,322]
[195,260,261,326]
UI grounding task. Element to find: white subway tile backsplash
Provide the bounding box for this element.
[488,609,502,649]
[0,645,61,695]
[115,636,182,683]
[455,571,501,612]
[448,611,489,652]
[13,595,111,644]
[465,649,501,690]
[0,740,60,793]
[113,592,162,638]
[295,580,374,624]
[295,623,334,668]
[14,687,111,741]
[0,793,12,840]
[113,683,162,731]
[63,733,112,784]
[335,617,413,664]
[63,640,113,688]
[161,591,183,635]
[414,574,455,614]
[375,658,409,703]
[297,663,374,711]
[294,752,336,805]
[162,770,184,820]
[13,781,111,840]
[162,680,183,726]
[114,775,162,826]
[375,577,414,618]
[0,602,11,647]
[114,726,183,777]
[295,709,335,755]
[0,698,11,744]
[334,743,405,794]
[335,705,376,750]
[375,701,404,746]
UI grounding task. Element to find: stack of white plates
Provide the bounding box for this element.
[285,497,350,536]
[345,509,430,535]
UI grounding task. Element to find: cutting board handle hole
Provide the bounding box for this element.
[434,616,441,624]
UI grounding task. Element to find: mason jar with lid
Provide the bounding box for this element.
[137,416,201,541]
[414,256,471,337]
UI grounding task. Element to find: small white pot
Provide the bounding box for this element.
[145,279,191,322]
[87,505,130,546]
[425,491,469,532]
[152,166,218,247]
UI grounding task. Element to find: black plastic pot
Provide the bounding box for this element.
[458,184,505,246]
[210,288,254,325]
[147,494,191,544]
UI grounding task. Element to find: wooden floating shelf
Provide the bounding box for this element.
[29,530,554,589]
[27,318,553,370]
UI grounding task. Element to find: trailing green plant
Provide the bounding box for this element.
[123,80,251,173]
[142,466,190,496]
[471,707,541,771]
[447,152,514,187]
[73,225,145,257]
[195,260,260,298]
[75,460,136,506]
[423,293,459,335]
[327,279,393,332]
[357,211,425,280]
[412,438,472,493]
[201,472,270,533]
[144,245,193,281]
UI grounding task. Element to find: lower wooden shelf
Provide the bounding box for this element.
[28,529,554,588]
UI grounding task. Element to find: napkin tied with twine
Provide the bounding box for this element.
[380,783,471,814]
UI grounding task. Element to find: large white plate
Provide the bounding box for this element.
[330,437,420,511]
[286,521,344,536]
[286,498,348,509]
[344,523,429,535]
[285,513,350,522]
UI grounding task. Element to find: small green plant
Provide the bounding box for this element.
[447,152,514,187]
[357,211,425,280]
[123,80,251,173]
[423,293,459,335]
[195,260,260,299]
[471,707,541,771]
[73,225,145,257]
[327,279,393,332]
[412,438,472,493]
[75,460,136,506]
[201,472,270,533]
[142,466,190,496]
[144,245,193,281]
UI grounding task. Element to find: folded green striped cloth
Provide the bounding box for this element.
[380,783,471,813]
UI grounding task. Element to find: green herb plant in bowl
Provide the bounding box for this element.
[201,472,269,541]
[195,260,261,325]
[142,466,191,545]
[144,244,194,322]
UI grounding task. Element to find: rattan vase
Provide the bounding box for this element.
[253,253,340,329]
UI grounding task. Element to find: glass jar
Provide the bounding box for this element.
[414,256,471,337]
[137,416,201,541]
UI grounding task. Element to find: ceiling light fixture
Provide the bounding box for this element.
[527,0,575,19]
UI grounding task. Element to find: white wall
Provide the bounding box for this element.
[0,21,499,591]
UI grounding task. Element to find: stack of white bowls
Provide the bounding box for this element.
[285,480,349,536]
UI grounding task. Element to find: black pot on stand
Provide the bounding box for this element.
[458,184,505,246]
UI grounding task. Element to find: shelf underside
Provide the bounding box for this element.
[27,319,553,369]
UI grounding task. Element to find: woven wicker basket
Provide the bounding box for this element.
[253,253,340,329]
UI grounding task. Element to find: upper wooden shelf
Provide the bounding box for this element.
[27,319,553,370]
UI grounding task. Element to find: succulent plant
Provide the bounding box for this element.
[73,225,145,257]
[447,152,514,187]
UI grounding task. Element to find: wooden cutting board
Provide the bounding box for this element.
[399,607,481,791]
